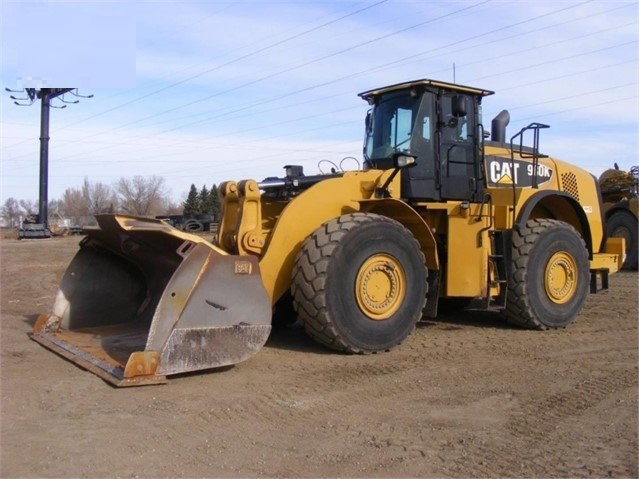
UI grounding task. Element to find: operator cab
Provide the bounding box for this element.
[359,79,494,202]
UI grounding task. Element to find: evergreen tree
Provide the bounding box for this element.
[198,185,210,215]
[208,184,221,219]
[183,184,199,216]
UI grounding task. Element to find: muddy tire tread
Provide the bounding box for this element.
[504,218,588,330]
[291,213,426,353]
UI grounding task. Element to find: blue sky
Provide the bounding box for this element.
[1,0,637,205]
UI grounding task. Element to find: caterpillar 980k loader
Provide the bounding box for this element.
[32,79,625,386]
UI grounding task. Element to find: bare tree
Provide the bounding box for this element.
[1,197,21,227]
[163,199,183,216]
[116,175,167,216]
[48,198,64,215]
[58,178,117,225]
[18,199,37,216]
[48,198,66,226]
[60,187,89,219]
[82,178,116,215]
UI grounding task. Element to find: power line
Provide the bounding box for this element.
[135,0,629,137]
[2,1,625,156]
[512,95,638,124]
[470,41,636,82]
[145,11,636,138]
[4,54,634,174]
[135,42,637,139]
[0,1,388,152]
[366,3,635,76]
[124,1,607,133]
[507,83,635,111]
[4,52,634,173]
[498,59,637,93]
[51,1,390,129]
[88,5,632,145]
[65,0,491,143]
[3,0,636,199]
[3,0,497,166]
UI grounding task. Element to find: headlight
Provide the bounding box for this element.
[394,153,417,168]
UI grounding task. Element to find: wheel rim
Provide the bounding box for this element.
[355,254,406,320]
[544,251,578,304]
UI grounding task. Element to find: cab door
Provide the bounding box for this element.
[437,93,484,201]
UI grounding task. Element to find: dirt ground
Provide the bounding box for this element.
[1,235,637,478]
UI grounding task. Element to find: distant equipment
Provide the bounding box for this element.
[599,165,638,270]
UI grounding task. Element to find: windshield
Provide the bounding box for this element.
[364,92,423,164]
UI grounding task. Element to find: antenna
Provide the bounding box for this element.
[453,62,456,83]
[5,87,93,237]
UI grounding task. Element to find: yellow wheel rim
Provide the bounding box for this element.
[355,254,405,321]
[544,251,578,304]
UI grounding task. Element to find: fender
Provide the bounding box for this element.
[515,190,594,255]
[258,170,385,304]
[358,198,439,271]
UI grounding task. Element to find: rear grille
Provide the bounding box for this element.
[561,172,580,201]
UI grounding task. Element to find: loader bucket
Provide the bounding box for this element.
[31,215,272,386]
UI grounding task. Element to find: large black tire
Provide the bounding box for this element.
[606,209,638,270]
[504,219,589,330]
[183,219,203,232]
[291,213,428,353]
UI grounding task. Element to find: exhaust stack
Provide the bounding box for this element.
[491,110,510,143]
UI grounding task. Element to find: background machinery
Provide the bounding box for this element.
[32,79,624,386]
[599,164,638,270]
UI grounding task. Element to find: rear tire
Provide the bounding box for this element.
[291,213,427,353]
[606,209,638,270]
[504,219,589,330]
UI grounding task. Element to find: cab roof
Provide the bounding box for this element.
[358,78,494,103]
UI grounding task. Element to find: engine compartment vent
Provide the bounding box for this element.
[561,172,580,201]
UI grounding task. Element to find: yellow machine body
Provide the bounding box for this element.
[220,147,621,306]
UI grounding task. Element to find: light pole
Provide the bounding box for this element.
[6,87,91,237]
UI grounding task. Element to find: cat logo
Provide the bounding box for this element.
[493,164,517,184]
[485,156,553,188]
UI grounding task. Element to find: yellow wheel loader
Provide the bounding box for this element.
[32,79,625,386]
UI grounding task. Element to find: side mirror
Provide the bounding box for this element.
[365,111,372,132]
[451,95,467,117]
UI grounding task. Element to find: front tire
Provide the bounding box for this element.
[291,213,428,353]
[504,219,589,330]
